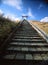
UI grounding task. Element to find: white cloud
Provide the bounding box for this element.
[0,9,3,14]
[4,13,17,21]
[40,17,48,22]
[4,13,21,21]
[0,9,21,21]
[0,9,4,16]
[22,14,27,16]
[22,8,35,19]
[27,8,35,18]
[16,17,21,21]
[38,4,43,9]
[3,0,22,10]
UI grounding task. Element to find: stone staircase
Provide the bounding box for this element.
[0,20,48,65]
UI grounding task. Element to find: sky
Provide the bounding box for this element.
[0,0,48,22]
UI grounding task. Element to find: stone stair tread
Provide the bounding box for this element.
[41,54,48,60]
[12,38,44,41]
[10,42,48,46]
[12,39,46,42]
[15,53,24,59]
[7,46,48,52]
[15,33,38,35]
[10,42,47,45]
[14,34,39,36]
[25,54,33,60]
[14,36,43,39]
[16,32,38,34]
[3,54,15,59]
[33,54,42,60]
[3,53,48,60]
[14,35,40,37]
[13,38,44,41]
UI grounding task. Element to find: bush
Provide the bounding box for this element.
[0,17,18,43]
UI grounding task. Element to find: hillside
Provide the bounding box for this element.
[0,17,19,44]
[30,21,48,35]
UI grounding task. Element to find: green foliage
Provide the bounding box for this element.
[0,17,18,43]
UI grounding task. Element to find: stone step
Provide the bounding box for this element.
[16,31,38,33]
[12,39,46,43]
[15,33,39,36]
[13,37,44,40]
[14,33,39,35]
[15,30,37,34]
[4,47,48,54]
[16,27,35,29]
[13,36,43,39]
[15,30,38,32]
[6,46,48,52]
[9,42,48,47]
[15,29,37,33]
[15,31,38,34]
[33,54,48,60]
[10,42,48,45]
[3,53,48,60]
[14,35,41,37]
[14,36,41,38]
[17,27,35,29]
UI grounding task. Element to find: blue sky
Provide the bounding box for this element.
[0,0,48,21]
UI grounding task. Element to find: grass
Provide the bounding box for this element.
[0,17,19,43]
[30,21,48,35]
